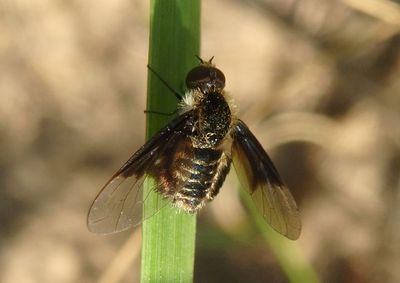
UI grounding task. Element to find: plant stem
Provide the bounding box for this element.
[241,191,321,283]
[141,1,200,282]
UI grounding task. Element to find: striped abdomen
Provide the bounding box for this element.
[173,145,231,212]
[152,91,232,212]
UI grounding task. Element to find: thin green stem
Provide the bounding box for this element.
[241,191,321,283]
[141,1,200,283]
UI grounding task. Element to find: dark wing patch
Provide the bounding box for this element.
[87,111,193,234]
[231,120,301,240]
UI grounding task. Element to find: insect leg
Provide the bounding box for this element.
[144,109,179,116]
[147,65,183,101]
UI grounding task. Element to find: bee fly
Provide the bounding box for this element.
[88,56,301,240]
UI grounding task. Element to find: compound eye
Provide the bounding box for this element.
[185,66,209,88]
[186,66,225,89]
[213,68,225,86]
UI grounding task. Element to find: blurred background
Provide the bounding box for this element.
[1,0,400,282]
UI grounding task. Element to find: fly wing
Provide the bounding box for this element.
[87,111,193,234]
[231,120,301,240]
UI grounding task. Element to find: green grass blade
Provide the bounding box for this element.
[241,190,321,283]
[141,1,200,283]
